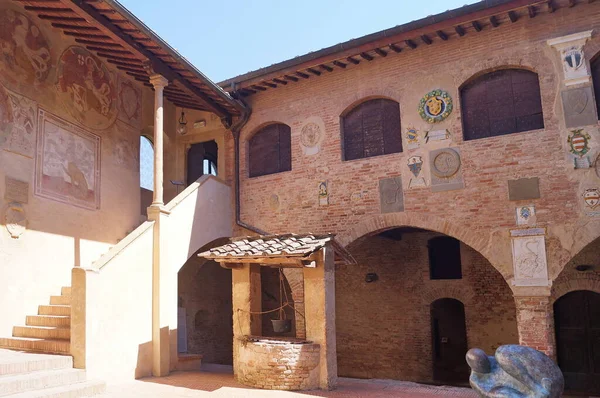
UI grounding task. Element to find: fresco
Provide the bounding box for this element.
[35,109,101,210]
[117,76,142,128]
[5,90,37,158]
[0,83,14,148]
[56,46,117,130]
[0,8,51,85]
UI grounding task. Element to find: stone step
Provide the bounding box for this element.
[0,350,72,377]
[6,379,105,398]
[0,368,85,396]
[176,354,202,371]
[13,327,70,341]
[59,288,71,298]
[26,317,70,329]
[38,307,70,317]
[0,338,70,355]
[49,296,70,306]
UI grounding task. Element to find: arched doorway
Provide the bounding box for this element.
[187,140,218,186]
[336,226,517,383]
[554,290,600,395]
[431,298,469,383]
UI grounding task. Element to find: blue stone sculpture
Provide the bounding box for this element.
[466,345,564,397]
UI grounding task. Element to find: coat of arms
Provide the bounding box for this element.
[418,89,453,123]
[408,156,423,177]
[568,129,591,157]
[583,188,600,209]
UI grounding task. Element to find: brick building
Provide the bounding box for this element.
[0,0,599,396]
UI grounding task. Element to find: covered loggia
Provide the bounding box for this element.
[551,235,600,396]
[336,227,518,385]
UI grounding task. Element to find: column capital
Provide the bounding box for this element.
[149,74,169,89]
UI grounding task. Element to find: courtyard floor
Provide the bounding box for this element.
[100,364,478,398]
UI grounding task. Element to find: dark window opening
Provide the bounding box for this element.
[341,98,402,161]
[592,57,600,120]
[461,69,544,141]
[429,236,462,280]
[187,140,218,186]
[248,123,292,178]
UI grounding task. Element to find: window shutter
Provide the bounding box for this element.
[461,69,544,141]
[342,98,401,160]
[249,123,292,177]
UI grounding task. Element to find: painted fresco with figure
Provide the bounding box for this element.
[35,109,101,210]
[5,90,37,158]
[117,76,142,128]
[0,8,51,86]
[0,83,14,148]
[56,46,117,130]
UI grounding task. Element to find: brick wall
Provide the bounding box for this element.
[237,339,320,390]
[336,231,518,382]
[223,1,600,285]
[178,258,233,365]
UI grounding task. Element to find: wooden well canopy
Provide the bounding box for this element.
[198,234,356,268]
[14,0,245,119]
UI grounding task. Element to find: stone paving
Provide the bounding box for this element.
[100,365,478,397]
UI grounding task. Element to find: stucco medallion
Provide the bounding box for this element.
[431,148,460,178]
[56,46,117,130]
[299,117,325,155]
[0,9,51,86]
[5,202,26,239]
[418,89,453,123]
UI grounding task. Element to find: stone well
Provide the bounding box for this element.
[236,337,321,390]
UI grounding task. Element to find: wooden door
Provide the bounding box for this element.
[554,290,600,394]
[431,298,469,383]
[187,143,205,186]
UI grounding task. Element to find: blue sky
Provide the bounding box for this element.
[120,0,478,83]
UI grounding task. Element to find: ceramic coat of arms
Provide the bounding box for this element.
[56,46,117,130]
[0,9,51,86]
[418,89,453,123]
[567,129,591,157]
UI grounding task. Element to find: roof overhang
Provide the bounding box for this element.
[14,0,246,119]
[219,0,575,96]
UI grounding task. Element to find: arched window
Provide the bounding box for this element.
[461,69,544,141]
[140,136,154,191]
[428,236,462,280]
[341,98,402,161]
[591,57,600,119]
[248,123,291,178]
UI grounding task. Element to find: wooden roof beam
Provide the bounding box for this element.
[421,35,432,45]
[472,20,482,31]
[436,30,448,41]
[568,0,575,6]
[296,71,310,79]
[272,78,288,85]
[24,6,74,12]
[508,11,519,22]
[490,15,500,27]
[360,52,374,61]
[548,0,555,12]
[389,43,402,53]
[333,60,347,68]
[528,5,537,17]
[75,38,123,47]
[347,56,360,65]
[63,0,231,119]
[262,81,277,88]
[38,15,86,22]
[51,23,99,31]
[405,39,417,49]
[374,48,388,57]
[455,25,466,36]
[320,64,334,72]
[283,75,299,82]
[307,67,321,76]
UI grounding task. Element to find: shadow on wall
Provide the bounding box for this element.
[178,238,233,365]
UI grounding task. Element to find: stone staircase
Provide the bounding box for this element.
[0,349,104,397]
[0,288,72,355]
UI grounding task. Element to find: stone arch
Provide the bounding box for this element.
[458,65,541,90]
[338,92,402,118]
[552,282,600,303]
[337,212,505,277]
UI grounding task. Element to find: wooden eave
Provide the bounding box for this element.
[219,0,582,97]
[13,0,245,119]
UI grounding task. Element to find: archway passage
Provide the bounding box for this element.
[554,290,600,395]
[336,227,518,384]
[178,248,233,365]
[431,298,469,383]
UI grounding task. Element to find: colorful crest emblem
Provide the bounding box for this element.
[407,156,423,177]
[568,129,591,157]
[583,188,600,209]
[520,207,531,220]
[418,89,453,123]
[406,127,419,143]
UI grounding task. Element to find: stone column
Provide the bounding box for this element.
[232,263,261,376]
[149,74,168,207]
[303,245,337,390]
[514,295,556,360]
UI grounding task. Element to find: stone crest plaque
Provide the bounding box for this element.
[4,177,28,204]
[562,87,598,128]
[429,148,464,192]
[511,232,549,287]
[379,177,404,213]
[318,181,329,206]
[547,31,593,86]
